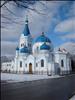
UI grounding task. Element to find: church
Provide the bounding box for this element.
[1,17,72,75]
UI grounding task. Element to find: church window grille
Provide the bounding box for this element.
[20,61,22,67]
[61,60,64,67]
[41,59,44,67]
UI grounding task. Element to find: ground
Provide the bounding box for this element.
[1,73,61,83]
[1,73,75,100]
[70,95,75,100]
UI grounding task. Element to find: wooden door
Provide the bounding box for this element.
[29,63,32,74]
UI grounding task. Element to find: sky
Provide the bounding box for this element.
[1,1,75,57]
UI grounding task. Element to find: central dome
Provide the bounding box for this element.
[35,32,51,43]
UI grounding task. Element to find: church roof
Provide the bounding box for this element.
[16,47,19,51]
[20,46,29,53]
[22,17,30,36]
[35,32,51,43]
[40,43,50,50]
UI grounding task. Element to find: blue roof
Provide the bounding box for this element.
[22,19,30,36]
[40,43,50,50]
[35,32,51,43]
[20,46,29,53]
[16,47,19,51]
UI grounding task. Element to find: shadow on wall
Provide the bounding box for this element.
[71,60,75,72]
[71,55,75,72]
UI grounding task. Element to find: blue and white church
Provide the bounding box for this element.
[2,17,72,75]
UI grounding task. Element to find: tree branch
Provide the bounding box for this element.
[15,1,46,15]
[0,0,9,8]
[4,5,17,16]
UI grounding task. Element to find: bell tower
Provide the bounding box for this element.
[19,16,32,53]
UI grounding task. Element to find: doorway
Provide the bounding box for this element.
[29,63,32,74]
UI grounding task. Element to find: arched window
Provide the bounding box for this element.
[20,61,22,67]
[21,44,22,47]
[61,60,64,67]
[21,43,24,47]
[41,59,44,67]
[37,46,39,52]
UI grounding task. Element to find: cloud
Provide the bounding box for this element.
[54,18,75,33]
[60,42,75,55]
[1,1,75,56]
[67,1,75,17]
[1,1,67,38]
[27,1,63,34]
[55,42,75,55]
[1,1,63,41]
[1,41,18,56]
[1,27,20,41]
[61,33,75,40]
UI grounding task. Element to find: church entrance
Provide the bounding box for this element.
[29,63,32,74]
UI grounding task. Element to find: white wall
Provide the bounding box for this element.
[19,34,32,52]
[1,62,12,72]
[26,55,35,73]
[54,52,71,74]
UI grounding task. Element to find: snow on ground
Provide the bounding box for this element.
[69,95,75,100]
[1,73,61,83]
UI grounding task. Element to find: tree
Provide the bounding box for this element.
[1,0,47,28]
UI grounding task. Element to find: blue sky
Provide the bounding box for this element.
[1,1,75,56]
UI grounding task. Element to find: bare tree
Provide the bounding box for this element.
[1,0,47,29]
[1,0,35,8]
[1,0,46,14]
[1,0,9,8]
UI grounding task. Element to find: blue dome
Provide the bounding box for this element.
[16,47,19,51]
[22,19,30,36]
[20,46,29,53]
[40,43,50,50]
[35,32,51,43]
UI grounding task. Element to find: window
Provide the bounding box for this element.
[61,60,64,67]
[21,44,22,47]
[26,64,27,67]
[21,43,24,47]
[37,47,39,50]
[69,59,71,67]
[28,43,31,47]
[30,44,31,47]
[41,59,44,67]
[36,63,38,67]
[20,61,22,67]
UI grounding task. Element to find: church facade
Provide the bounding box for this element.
[1,18,72,75]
